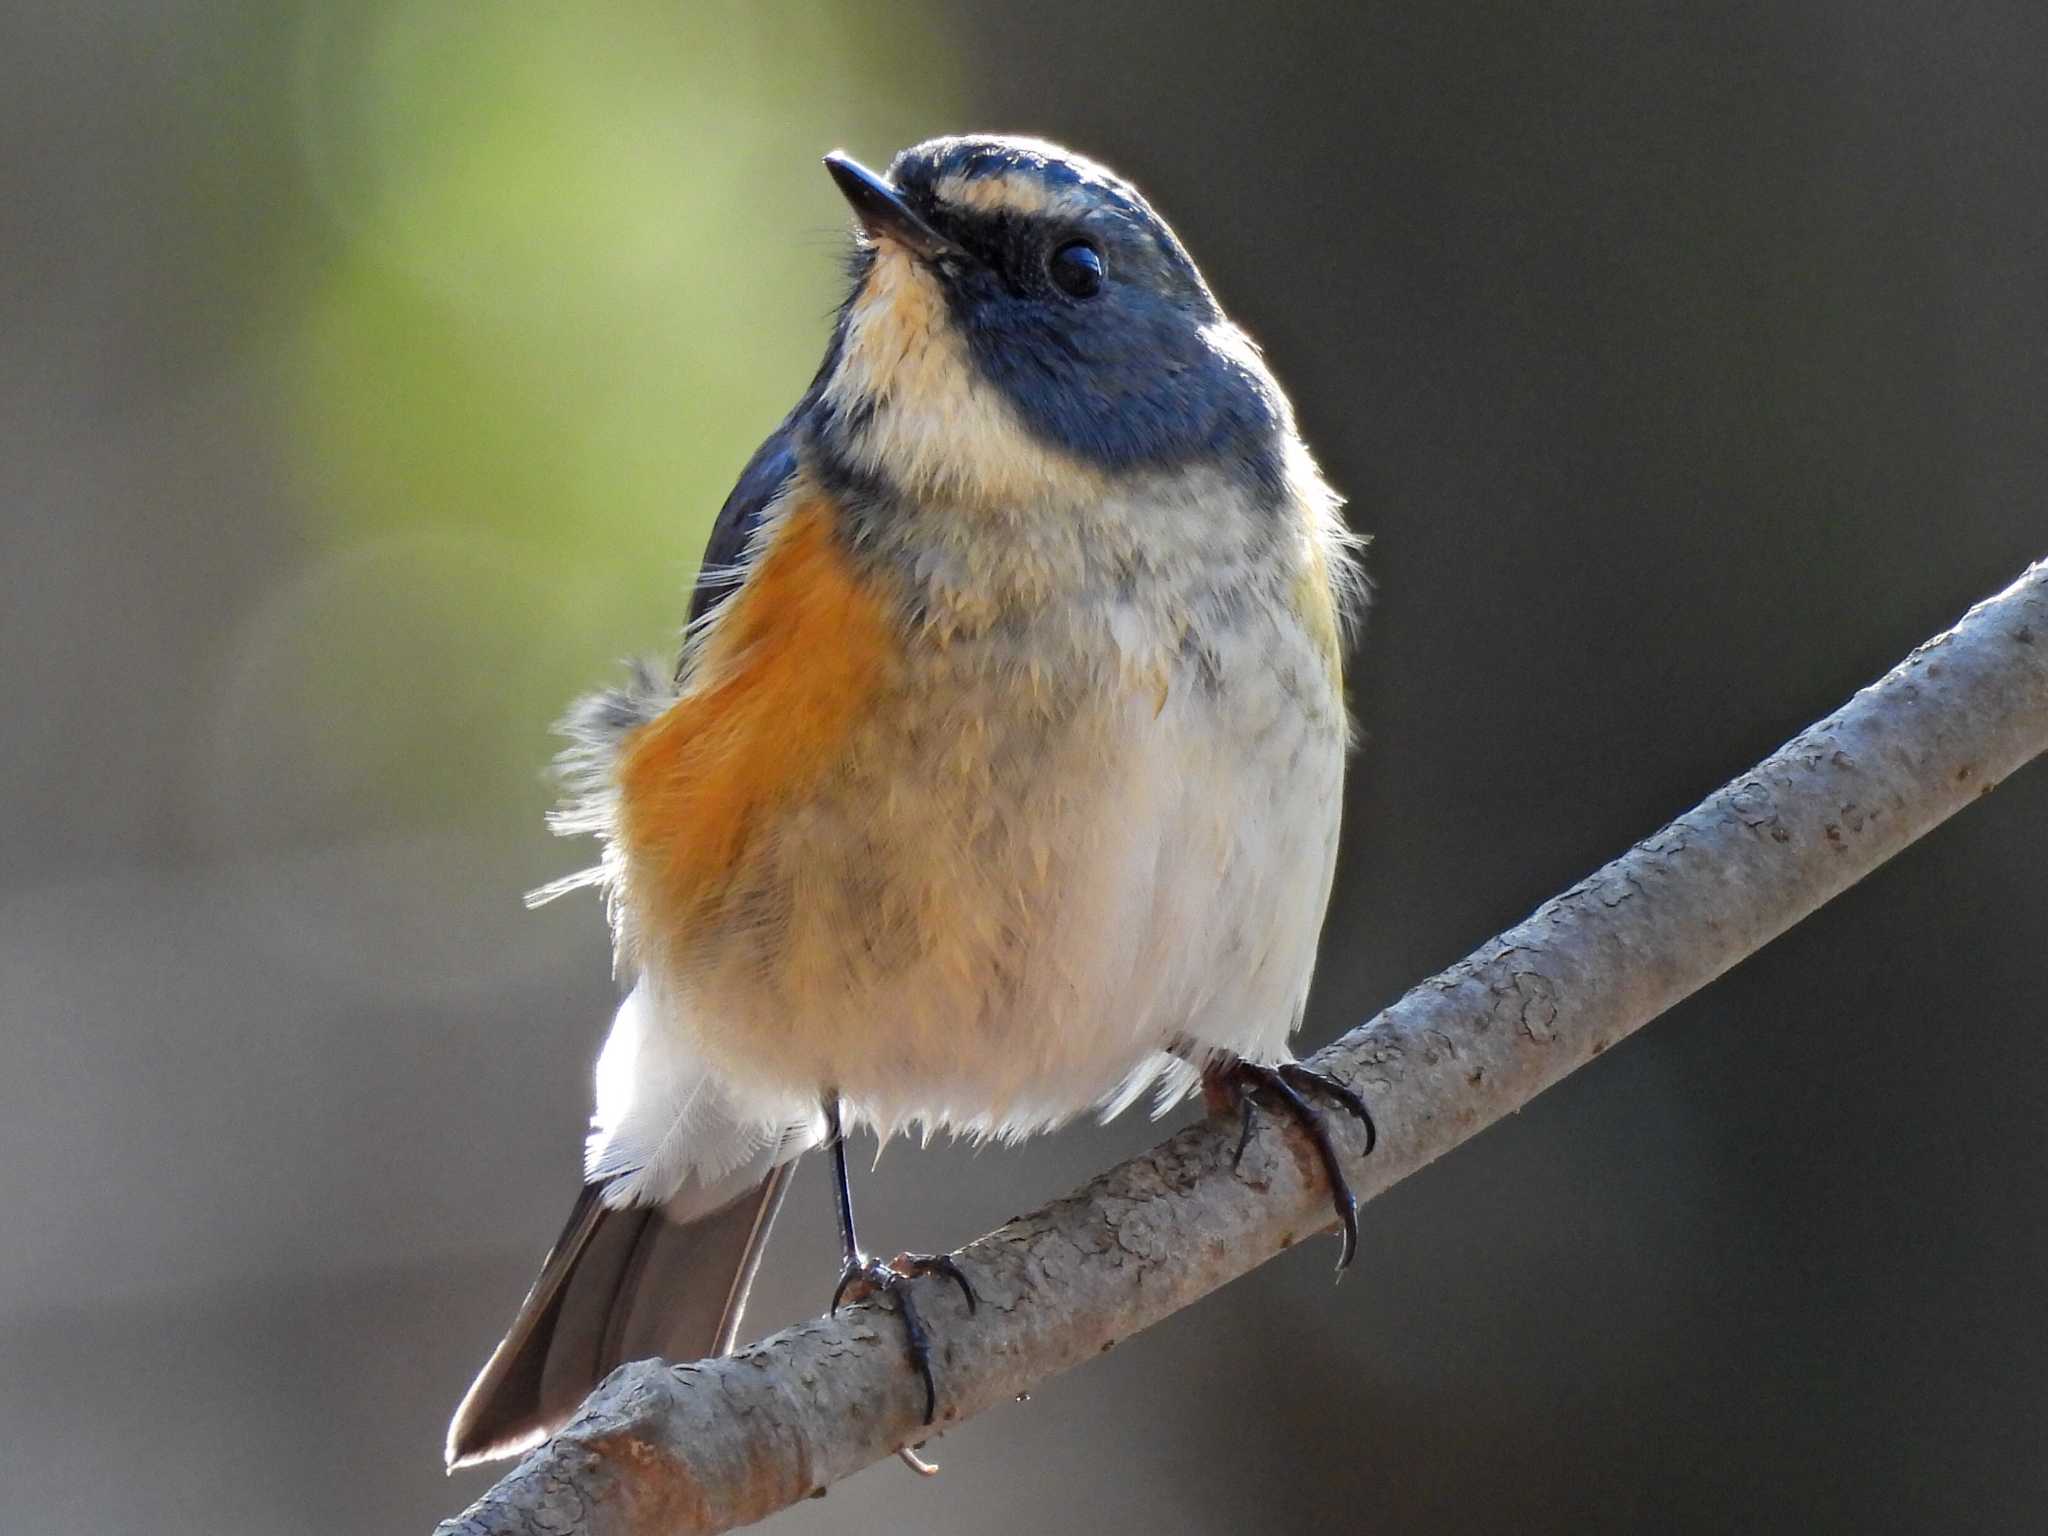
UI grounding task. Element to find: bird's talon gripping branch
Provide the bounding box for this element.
[1277,1061,1378,1157]
[830,1255,963,1424]
[832,1251,977,1317]
[904,1251,978,1314]
[1214,1059,1377,1270]
[824,1103,977,1426]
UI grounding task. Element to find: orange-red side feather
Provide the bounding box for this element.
[617,492,896,939]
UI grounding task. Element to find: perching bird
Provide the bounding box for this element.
[447,133,1371,1470]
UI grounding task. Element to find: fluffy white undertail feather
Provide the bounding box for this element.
[588,982,822,1211]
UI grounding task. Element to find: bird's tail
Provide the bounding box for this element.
[445,1159,798,1468]
[448,983,821,1468]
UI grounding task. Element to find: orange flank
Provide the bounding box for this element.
[617,492,897,939]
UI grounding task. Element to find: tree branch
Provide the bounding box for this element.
[436,559,2048,1536]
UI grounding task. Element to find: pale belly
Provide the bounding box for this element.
[648,621,1349,1141]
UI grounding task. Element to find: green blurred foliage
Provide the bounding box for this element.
[226,1,957,843]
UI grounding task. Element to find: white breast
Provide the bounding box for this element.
[655,610,1344,1146]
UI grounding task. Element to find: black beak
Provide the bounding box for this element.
[823,151,964,262]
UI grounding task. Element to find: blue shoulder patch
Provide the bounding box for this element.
[686,420,799,629]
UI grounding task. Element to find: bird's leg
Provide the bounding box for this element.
[1199,1055,1377,1272]
[824,1098,976,1426]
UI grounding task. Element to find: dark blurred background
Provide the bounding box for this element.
[4,2,2045,1531]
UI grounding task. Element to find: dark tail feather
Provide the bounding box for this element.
[446,1165,796,1469]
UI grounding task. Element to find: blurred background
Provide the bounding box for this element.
[4,1,2045,1531]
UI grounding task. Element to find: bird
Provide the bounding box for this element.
[446,133,1372,1471]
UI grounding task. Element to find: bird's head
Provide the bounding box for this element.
[810,135,1292,509]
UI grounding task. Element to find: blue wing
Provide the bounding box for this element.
[685,417,800,629]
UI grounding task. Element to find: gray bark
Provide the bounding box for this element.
[436,559,2048,1536]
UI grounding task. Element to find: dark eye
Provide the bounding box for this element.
[1047,239,1105,299]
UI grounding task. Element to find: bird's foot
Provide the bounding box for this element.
[1211,1058,1377,1272]
[831,1252,977,1424]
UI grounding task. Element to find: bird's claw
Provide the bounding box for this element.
[1218,1059,1377,1272]
[1277,1061,1377,1157]
[830,1252,977,1424]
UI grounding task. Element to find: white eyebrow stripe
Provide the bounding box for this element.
[931,172,1093,223]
